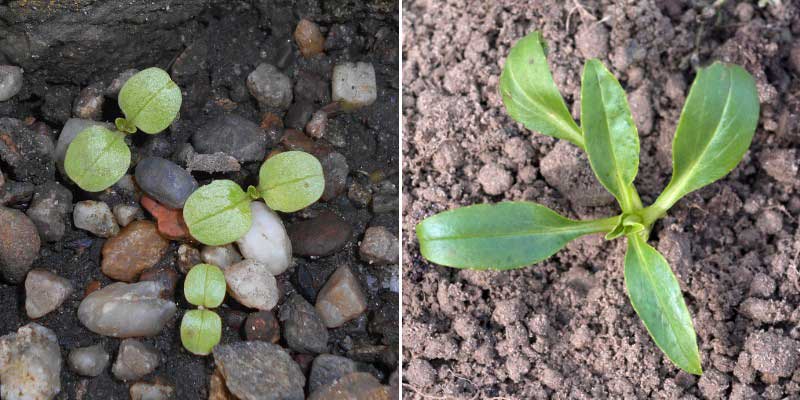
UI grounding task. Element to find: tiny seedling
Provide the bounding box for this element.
[415,32,759,375]
[181,263,226,355]
[183,150,324,245]
[65,67,182,192]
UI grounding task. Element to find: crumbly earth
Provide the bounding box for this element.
[0,0,398,398]
[403,0,800,398]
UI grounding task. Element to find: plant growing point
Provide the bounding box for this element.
[416,31,759,375]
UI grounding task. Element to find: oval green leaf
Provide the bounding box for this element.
[655,62,759,211]
[180,309,222,356]
[416,202,617,270]
[624,234,702,375]
[183,180,252,246]
[581,59,640,212]
[500,31,584,148]
[64,126,131,192]
[118,67,182,134]
[258,151,324,213]
[184,264,226,308]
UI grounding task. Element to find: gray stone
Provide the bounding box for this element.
[112,339,159,381]
[201,244,242,269]
[0,323,61,400]
[72,84,105,120]
[78,281,177,337]
[192,114,267,163]
[25,182,73,242]
[130,381,175,400]
[320,152,349,201]
[332,62,377,110]
[0,65,23,101]
[359,226,398,265]
[113,204,141,227]
[68,344,109,377]
[308,354,357,393]
[186,152,241,173]
[0,206,40,283]
[224,259,279,311]
[25,269,73,318]
[135,157,198,209]
[315,266,367,328]
[213,341,305,400]
[73,200,119,238]
[55,118,113,175]
[285,100,314,130]
[247,63,293,109]
[372,194,399,214]
[280,294,329,354]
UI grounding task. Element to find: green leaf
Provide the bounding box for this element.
[184,180,252,246]
[118,67,182,134]
[184,264,226,308]
[624,234,702,375]
[258,151,324,213]
[581,59,641,211]
[180,309,222,356]
[500,31,584,148]
[64,126,131,192]
[654,62,759,211]
[416,202,617,270]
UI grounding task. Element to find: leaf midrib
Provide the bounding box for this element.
[190,195,250,226]
[260,174,320,192]
[74,131,125,181]
[127,79,175,126]
[421,222,599,242]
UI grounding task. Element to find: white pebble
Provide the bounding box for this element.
[236,202,292,275]
[73,200,119,238]
[332,62,377,110]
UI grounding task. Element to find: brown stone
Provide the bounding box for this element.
[288,211,352,257]
[315,265,367,328]
[244,311,281,343]
[101,221,169,282]
[139,265,179,299]
[209,368,235,400]
[308,372,390,400]
[140,195,189,241]
[294,19,325,58]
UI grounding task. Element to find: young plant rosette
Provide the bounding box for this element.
[415,32,760,375]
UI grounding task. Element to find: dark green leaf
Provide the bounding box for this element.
[654,62,759,211]
[64,126,131,192]
[625,234,702,375]
[416,202,617,270]
[183,180,252,246]
[581,59,640,211]
[500,32,584,148]
[118,67,182,134]
[180,309,222,356]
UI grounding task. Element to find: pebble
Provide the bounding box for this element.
[224,259,280,311]
[236,201,292,275]
[25,269,73,318]
[285,100,315,130]
[320,151,349,201]
[244,311,281,343]
[130,380,175,400]
[348,182,372,208]
[0,65,23,101]
[112,339,160,381]
[288,211,352,257]
[77,281,177,337]
[25,182,73,241]
[359,226,398,265]
[186,152,241,173]
[72,84,105,120]
[247,63,293,109]
[209,368,235,400]
[73,200,120,238]
[213,341,306,400]
[68,344,109,377]
[113,204,141,227]
[192,114,267,163]
[201,244,242,269]
[315,266,367,328]
[308,354,357,393]
[305,110,327,139]
[101,220,169,282]
[105,69,138,98]
[135,157,198,209]
[332,62,377,110]
[0,206,41,283]
[280,294,329,354]
[55,118,113,175]
[140,195,190,240]
[0,323,61,400]
[294,19,325,58]
[372,193,399,214]
[308,372,390,400]
[177,244,202,274]
[139,265,179,299]
[0,180,35,206]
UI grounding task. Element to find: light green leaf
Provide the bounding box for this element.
[64,126,131,192]
[654,62,759,211]
[184,264,226,308]
[183,180,252,246]
[416,202,617,270]
[500,31,584,148]
[180,309,222,356]
[258,151,324,213]
[581,59,640,211]
[624,234,702,375]
[118,67,182,134]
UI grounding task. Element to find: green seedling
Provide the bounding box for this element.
[181,263,226,356]
[65,67,182,192]
[183,151,324,245]
[415,32,759,375]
